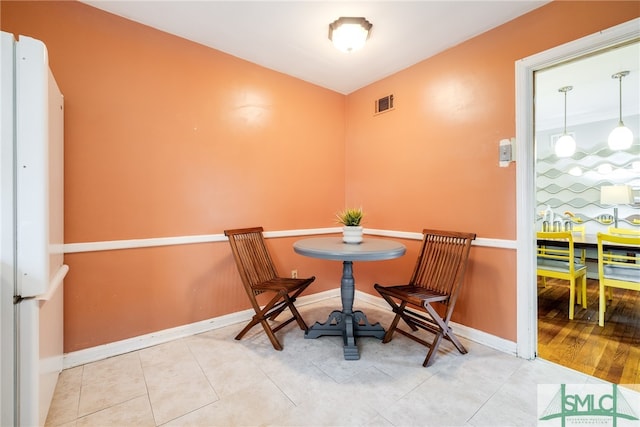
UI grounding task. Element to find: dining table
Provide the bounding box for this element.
[293,236,406,360]
[537,233,640,252]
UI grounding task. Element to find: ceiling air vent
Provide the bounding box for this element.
[374,94,394,115]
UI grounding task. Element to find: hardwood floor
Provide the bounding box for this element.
[537,277,639,388]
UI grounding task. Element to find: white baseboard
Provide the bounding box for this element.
[63,288,516,369]
[355,291,518,356]
[62,289,340,369]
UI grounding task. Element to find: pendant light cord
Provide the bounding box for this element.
[558,86,572,134]
[612,70,629,127]
[563,89,568,133]
[617,73,623,126]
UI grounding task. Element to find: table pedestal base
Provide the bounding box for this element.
[293,241,406,360]
[305,310,385,360]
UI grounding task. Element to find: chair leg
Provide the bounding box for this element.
[235,296,287,351]
[261,319,284,351]
[235,316,260,340]
[234,312,284,350]
[423,330,443,367]
[381,300,405,343]
[568,278,575,320]
[580,275,587,309]
[378,293,417,343]
[599,282,606,327]
[424,304,467,354]
[284,295,309,331]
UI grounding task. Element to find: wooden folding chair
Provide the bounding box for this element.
[374,229,476,367]
[224,227,315,350]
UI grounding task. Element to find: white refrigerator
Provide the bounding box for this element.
[1,31,67,426]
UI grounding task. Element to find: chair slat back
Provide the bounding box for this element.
[225,227,278,295]
[536,231,579,273]
[409,229,476,297]
[597,232,640,282]
[572,225,585,237]
[607,227,640,237]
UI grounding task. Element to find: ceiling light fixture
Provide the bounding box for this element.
[608,70,633,151]
[555,86,576,157]
[328,17,372,53]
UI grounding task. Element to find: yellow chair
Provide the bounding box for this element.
[608,226,640,236]
[596,233,640,327]
[541,225,585,288]
[604,227,639,298]
[537,231,587,319]
[572,225,586,265]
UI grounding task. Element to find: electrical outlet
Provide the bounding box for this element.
[291,269,298,278]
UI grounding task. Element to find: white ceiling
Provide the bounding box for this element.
[80,0,550,94]
[80,1,638,128]
[535,42,640,131]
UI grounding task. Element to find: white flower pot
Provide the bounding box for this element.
[342,226,363,244]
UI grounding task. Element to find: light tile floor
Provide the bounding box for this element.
[45,297,639,427]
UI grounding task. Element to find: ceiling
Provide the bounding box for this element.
[80,0,550,94]
[80,1,638,129]
[535,42,640,131]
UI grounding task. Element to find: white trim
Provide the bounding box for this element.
[63,228,517,254]
[515,18,640,360]
[63,288,516,369]
[365,229,515,249]
[364,228,423,240]
[63,228,340,253]
[63,288,341,369]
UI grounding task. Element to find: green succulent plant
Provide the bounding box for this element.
[336,207,364,226]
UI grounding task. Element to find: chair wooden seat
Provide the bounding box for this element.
[374,229,476,367]
[376,285,449,306]
[253,277,312,293]
[224,227,315,350]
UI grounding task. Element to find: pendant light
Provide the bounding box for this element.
[608,71,633,150]
[555,86,576,157]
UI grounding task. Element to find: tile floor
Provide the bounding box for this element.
[45,297,639,427]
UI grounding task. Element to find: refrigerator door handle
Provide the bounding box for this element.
[14,265,68,303]
[35,264,68,301]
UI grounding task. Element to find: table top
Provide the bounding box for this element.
[293,237,406,261]
[537,233,639,251]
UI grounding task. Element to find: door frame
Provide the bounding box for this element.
[515,18,640,359]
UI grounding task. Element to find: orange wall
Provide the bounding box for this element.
[345,1,639,339]
[1,1,346,352]
[2,1,638,352]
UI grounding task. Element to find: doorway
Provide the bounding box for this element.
[515,18,640,366]
[533,41,639,383]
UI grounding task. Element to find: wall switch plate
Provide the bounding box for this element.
[499,138,515,167]
[499,144,511,161]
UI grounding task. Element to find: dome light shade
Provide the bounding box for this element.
[555,134,576,157]
[608,124,633,150]
[608,71,633,151]
[555,86,576,157]
[329,17,372,53]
